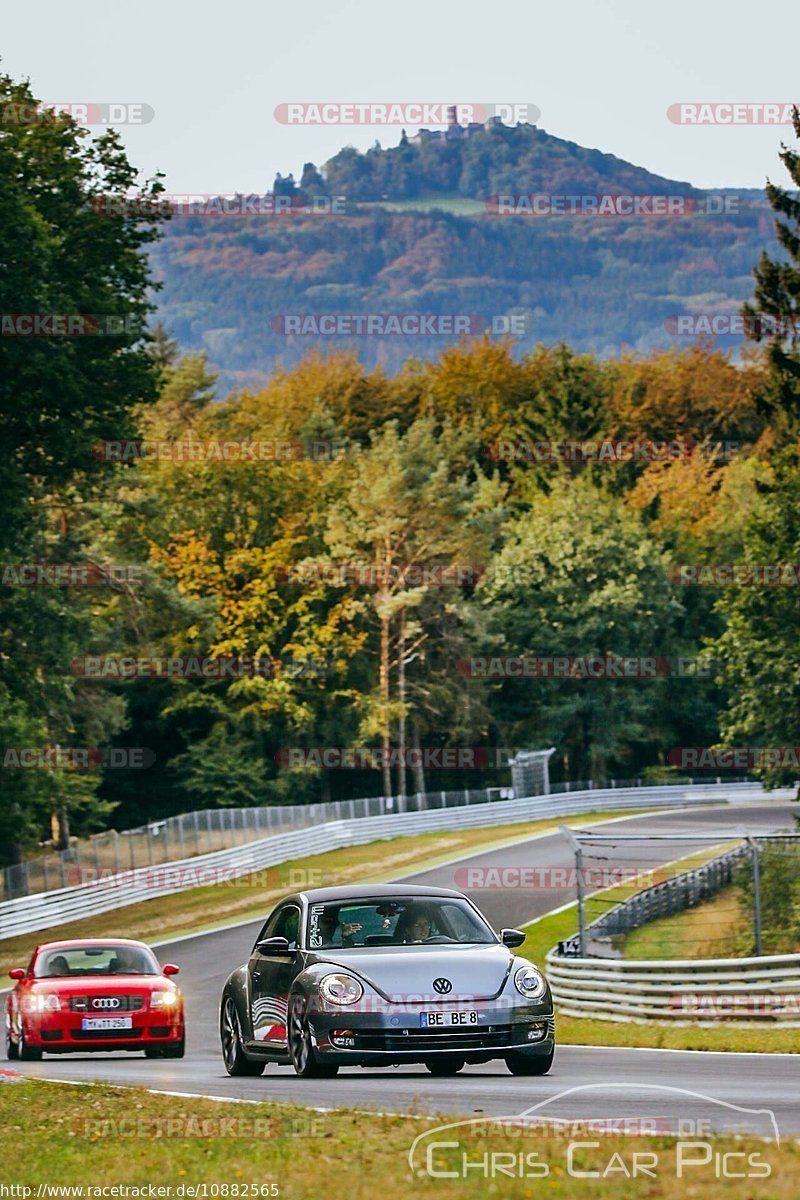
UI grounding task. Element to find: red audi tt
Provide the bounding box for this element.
[4,938,185,1060]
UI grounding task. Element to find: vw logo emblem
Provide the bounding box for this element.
[92,997,121,1009]
[433,977,452,994]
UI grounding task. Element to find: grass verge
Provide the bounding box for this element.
[519,846,800,1054]
[0,1079,796,1198]
[622,888,752,960]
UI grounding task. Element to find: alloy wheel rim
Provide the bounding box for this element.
[289,1005,309,1072]
[222,998,238,1069]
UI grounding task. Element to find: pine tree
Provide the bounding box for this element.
[743,106,800,430]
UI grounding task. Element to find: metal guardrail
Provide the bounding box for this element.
[1,788,495,902]
[545,949,800,1024]
[574,844,750,956]
[0,781,775,940]
[0,773,755,902]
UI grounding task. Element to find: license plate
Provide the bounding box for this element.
[420,1009,479,1027]
[81,1017,133,1031]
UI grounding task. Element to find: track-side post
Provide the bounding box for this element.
[560,825,586,956]
[746,835,763,956]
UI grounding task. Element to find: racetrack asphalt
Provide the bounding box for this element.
[8,801,799,1135]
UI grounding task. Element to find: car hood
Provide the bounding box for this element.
[27,974,172,993]
[305,943,516,1001]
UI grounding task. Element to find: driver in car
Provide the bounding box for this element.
[396,905,435,943]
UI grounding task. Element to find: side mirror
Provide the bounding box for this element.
[162,963,180,977]
[501,928,526,949]
[256,937,292,955]
[8,968,25,981]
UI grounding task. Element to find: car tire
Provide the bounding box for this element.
[162,1036,185,1059]
[144,1037,185,1060]
[505,1049,554,1076]
[5,1027,19,1061]
[18,1028,43,1062]
[220,995,265,1077]
[425,1057,466,1076]
[288,996,338,1079]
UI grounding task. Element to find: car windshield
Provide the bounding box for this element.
[34,945,159,978]
[306,897,496,949]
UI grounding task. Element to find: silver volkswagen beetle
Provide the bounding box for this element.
[219,884,554,1078]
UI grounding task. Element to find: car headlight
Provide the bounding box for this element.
[514,965,548,1000]
[320,974,363,1006]
[22,994,61,1013]
[150,990,179,1008]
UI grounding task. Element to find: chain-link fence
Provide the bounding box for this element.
[578,844,749,951]
[1,773,754,902]
[556,833,800,958]
[0,787,492,901]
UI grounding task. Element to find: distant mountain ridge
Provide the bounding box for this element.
[315,120,701,202]
[150,122,776,392]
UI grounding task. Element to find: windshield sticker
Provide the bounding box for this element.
[309,904,325,947]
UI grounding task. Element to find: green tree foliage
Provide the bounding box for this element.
[322,122,695,203]
[0,74,167,547]
[6,70,798,857]
[711,450,800,789]
[477,477,684,782]
[0,74,168,864]
[742,107,800,431]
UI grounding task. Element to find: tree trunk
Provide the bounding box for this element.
[396,609,407,800]
[380,612,392,798]
[411,717,426,795]
[51,803,71,852]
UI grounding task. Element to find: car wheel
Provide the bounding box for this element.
[5,1026,19,1061]
[505,1049,554,1076]
[162,1037,185,1059]
[288,996,338,1079]
[425,1057,466,1076]
[18,1027,43,1062]
[220,995,265,1077]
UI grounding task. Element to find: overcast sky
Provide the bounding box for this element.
[3,0,798,194]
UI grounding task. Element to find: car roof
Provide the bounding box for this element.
[35,938,150,951]
[292,884,466,903]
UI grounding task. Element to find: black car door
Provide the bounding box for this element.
[248,904,301,1051]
